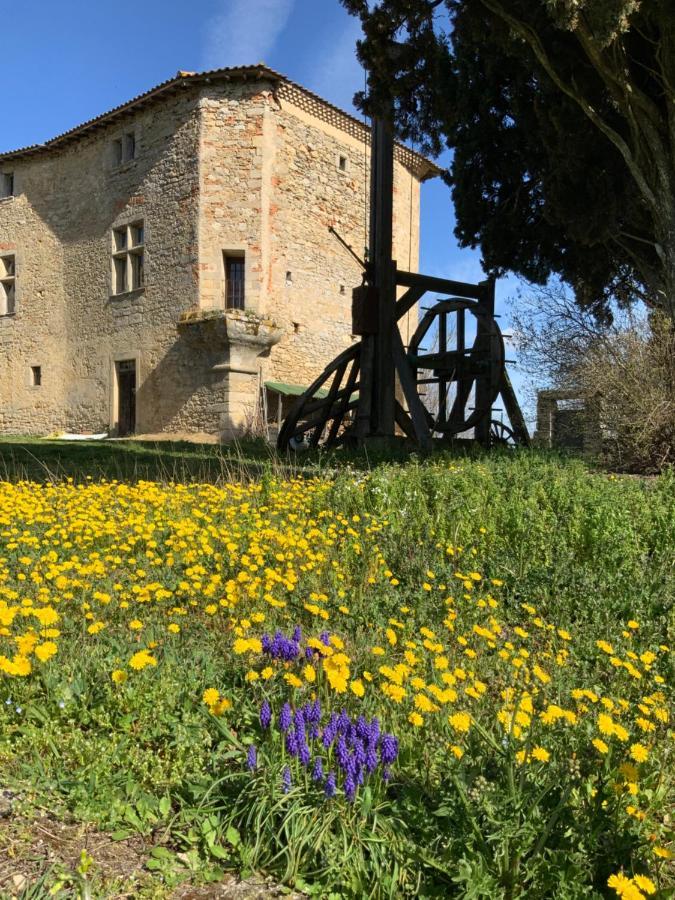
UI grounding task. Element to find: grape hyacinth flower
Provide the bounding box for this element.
[324,771,337,798]
[247,744,257,771]
[299,743,311,767]
[279,702,292,733]
[260,700,272,730]
[344,773,356,802]
[282,765,292,793]
[312,756,324,781]
[380,734,399,766]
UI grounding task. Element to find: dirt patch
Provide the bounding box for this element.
[0,812,301,899]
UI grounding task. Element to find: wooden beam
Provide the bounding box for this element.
[394,286,426,321]
[391,326,432,451]
[396,269,485,300]
[499,369,531,446]
[371,116,397,438]
[474,278,496,447]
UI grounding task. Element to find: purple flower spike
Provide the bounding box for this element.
[286,731,299,756]
[247,744,257,771]
[260,700,272,730]
[324,771,337,798]
[282,765,292,794]
[382,766,391,782]
[380,734,399,766]
[320,631,331,646]
[344,774,356,802]
[292,625,302,643]
[365,748,378,774]
[299,743,311,767]
[279,702,292,732]
[312,757,324,781]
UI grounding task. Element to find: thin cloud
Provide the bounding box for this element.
[201,0,295,69]
[306,16,364,113]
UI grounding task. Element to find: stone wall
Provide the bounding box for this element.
[0,89,205,436]
[0,158,68,434]
[265,94,421,389]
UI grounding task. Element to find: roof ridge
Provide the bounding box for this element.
[0,64,440,179]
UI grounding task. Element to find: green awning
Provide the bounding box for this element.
[265,380,329,399]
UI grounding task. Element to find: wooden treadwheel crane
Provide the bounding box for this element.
[277,115,529,452]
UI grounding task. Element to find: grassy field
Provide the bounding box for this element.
[0,438,672,898]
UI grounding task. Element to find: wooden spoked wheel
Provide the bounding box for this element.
[407,299,505,436]
[277,344,361,450]
[489,419,517,447]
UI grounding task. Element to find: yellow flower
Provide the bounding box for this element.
[129,619,143,630]
[449,711,471,733]
[607,873,643,899]
[653,846,672,860]
[371,646,385,656]
[168,623,180,634]
[34,641,58,662]
[630,743,649,763]
[592,738,609,755]
[111,669,127,684]
[211,698,232,716]
[449,744,464,759]
[203,688,219,706]
[531,746,550,763]
[129,650,157,670]
[350,679,365,698]
[632,875,656,895]
[627,620,639,630]
[303,664,316,683]
[261,666,274,680]
[284,673,302,688]
[408,711,424,727]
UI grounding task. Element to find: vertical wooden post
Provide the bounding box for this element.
[474,277,496,447]
[438,309,447,428]
[369,116,397,438]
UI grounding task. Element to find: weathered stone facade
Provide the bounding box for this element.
[0,65,435,439]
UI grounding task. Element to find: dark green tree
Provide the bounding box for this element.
[341,0,675,321]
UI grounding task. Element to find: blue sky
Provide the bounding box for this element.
[2,0,527,409]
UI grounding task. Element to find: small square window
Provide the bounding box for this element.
[112,132,137,167]
[0,173,14,198]
[31,366,42,386]
[338,155,348,172]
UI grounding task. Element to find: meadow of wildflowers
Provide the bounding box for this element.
[0,448,672,897]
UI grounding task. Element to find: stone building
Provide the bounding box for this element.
[0,64,437,440]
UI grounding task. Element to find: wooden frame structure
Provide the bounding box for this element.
[277,116,529,452]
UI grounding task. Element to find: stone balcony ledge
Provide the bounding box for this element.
[178,307,283,374]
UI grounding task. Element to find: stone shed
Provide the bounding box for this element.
[0,64,437,440]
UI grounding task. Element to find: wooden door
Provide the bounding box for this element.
[116,360,136,436]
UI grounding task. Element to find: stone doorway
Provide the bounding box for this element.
[116,359,136,436]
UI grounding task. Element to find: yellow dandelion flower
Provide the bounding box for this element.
[630,743,649,763]
[449,711,471,733]
[632,875,656,895]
